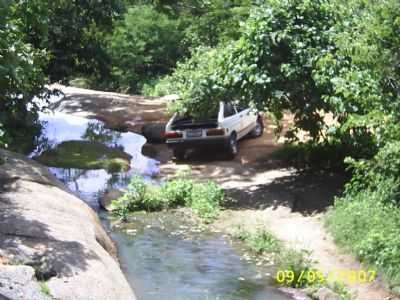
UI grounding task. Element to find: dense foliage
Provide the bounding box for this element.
[107,5,183,93]
[17,0,124,83]
[0,0,47,152]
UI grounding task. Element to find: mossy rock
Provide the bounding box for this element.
[34,140,131,172]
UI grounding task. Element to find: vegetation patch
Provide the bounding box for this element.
[34,140,131,172]
[326,182,400,292]
[233,228,352,299]
[111,175,223,222]
[39,280,52,297]
[235,228,281,254]
[271,142,349,171]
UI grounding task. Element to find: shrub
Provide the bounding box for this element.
[188,181,223,221]
[326,182,400,288]
[111,175,223,221]
[276,248,314,288]
[110,176,164,218]
[235,228,281,254]
[272,141,348,171]
[160,177,194,207]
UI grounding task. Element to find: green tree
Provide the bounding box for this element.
[107,5,184,93]
[15,0,124,83]
[169,0,339,139]
[0,0,47,153]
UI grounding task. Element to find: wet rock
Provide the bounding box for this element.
[0,265,51,300]
[141,123,166,144]
[315,287,341,300]
[0,149,136,300]
[100,189,123,211]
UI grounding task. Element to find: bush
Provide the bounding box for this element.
[235,228,281,254]
[111,175,223,221]
[159,177,194,207]
[272,141,348,171]
[188,181,223,221]
[110,176,165,220]
[326,182,400,288]
[276,248,314,288]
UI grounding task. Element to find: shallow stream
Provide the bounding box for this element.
[34,106,292,300]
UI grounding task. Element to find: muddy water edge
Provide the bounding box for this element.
[32,108,292,300]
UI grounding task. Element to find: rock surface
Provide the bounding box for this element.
[100,189,124,211]
[315,287,342,300]
[0,265,51,300]
[49,84,169,133]
[0,149,136,300]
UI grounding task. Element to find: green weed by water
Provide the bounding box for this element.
[39,281,52,297]
[111,175,223,221]
[235,228,281,254]
[234,227,352,297]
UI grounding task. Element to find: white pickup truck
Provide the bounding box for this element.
[165,102,263,160]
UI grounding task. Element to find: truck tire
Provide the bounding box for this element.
[226,133,238,159]
[250,118,264,138]
[173,148,186,161]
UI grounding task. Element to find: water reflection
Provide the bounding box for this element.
[35,111,159,175]
[34,110,159,208]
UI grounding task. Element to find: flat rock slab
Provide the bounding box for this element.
[49,84,169,134]
[0,265,50,300]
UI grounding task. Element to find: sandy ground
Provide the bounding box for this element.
[51,86,398,300]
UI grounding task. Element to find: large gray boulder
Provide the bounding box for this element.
[0,149,136,300]
[0,265,51,300]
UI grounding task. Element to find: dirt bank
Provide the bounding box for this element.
[0,149,136,300]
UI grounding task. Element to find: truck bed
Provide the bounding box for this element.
[171,116,218,130]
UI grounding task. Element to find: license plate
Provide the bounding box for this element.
[186,129,202,138]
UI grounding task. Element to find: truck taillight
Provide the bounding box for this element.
[206,128,225,136]
[164,131,183,139]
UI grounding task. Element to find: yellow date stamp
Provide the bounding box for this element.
[275,269,377,285]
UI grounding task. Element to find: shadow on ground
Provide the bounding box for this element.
[224,171,348,215]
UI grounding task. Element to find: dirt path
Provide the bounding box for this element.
[50,85,397,300]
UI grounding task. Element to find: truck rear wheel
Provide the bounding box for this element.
[250,118,264,138]
[173,148,186,161]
